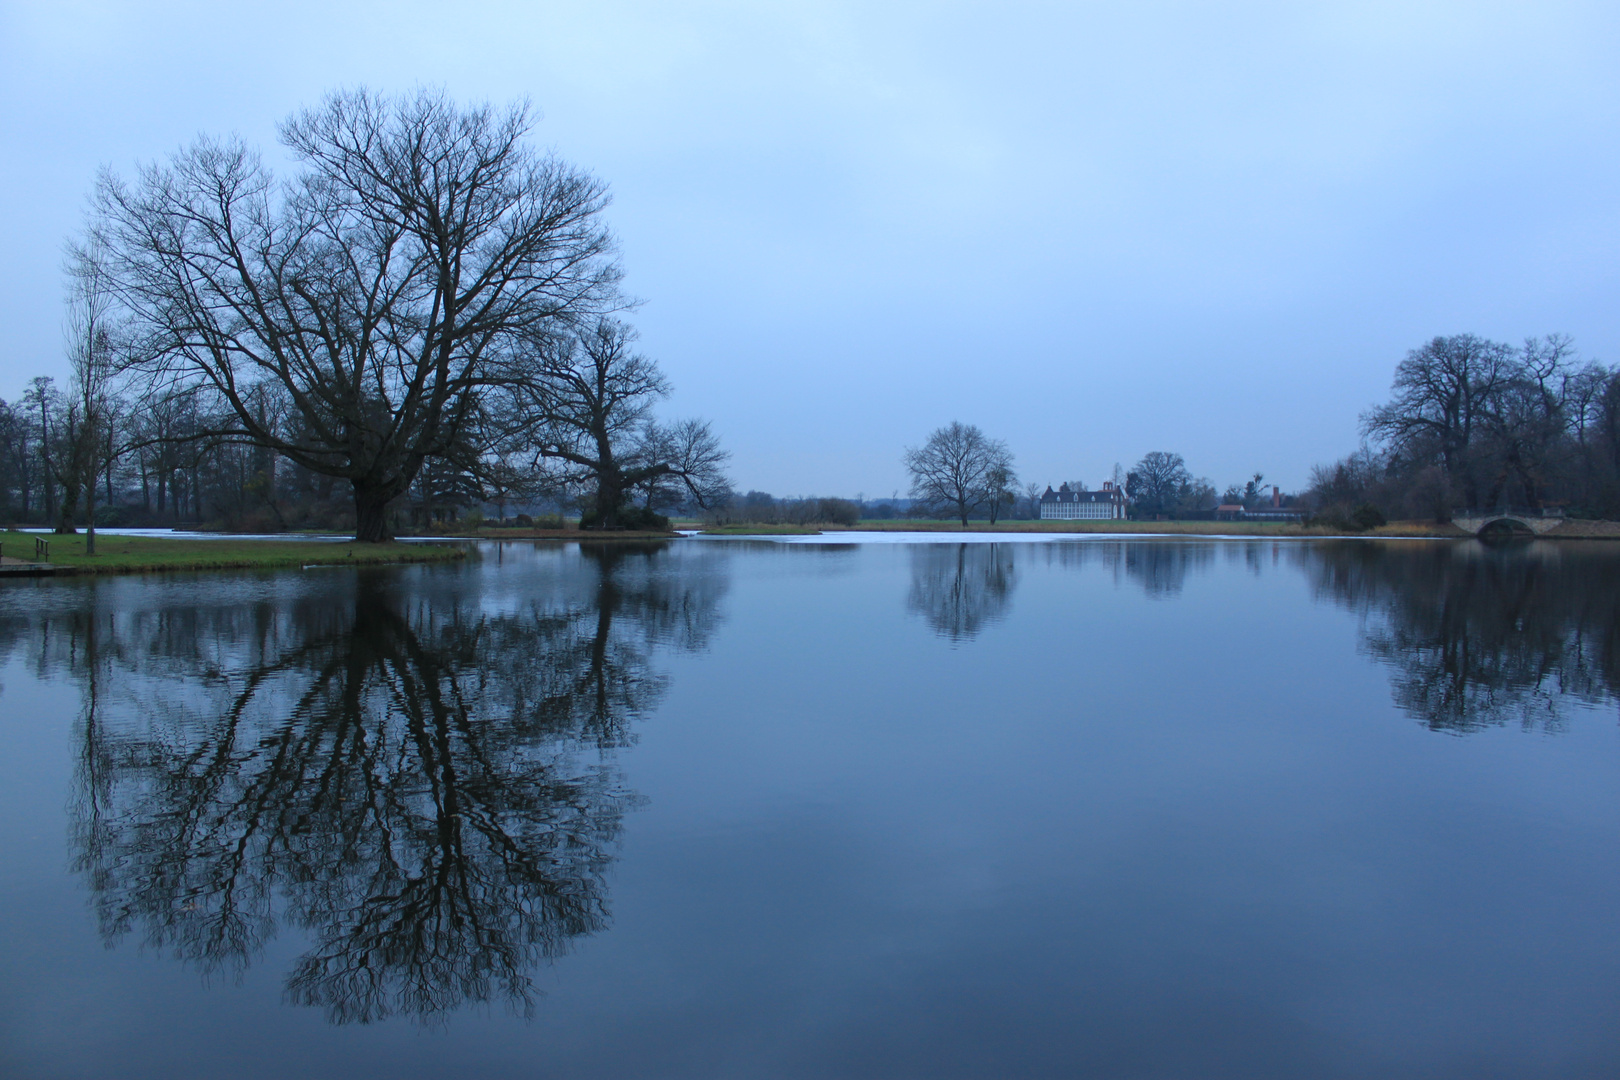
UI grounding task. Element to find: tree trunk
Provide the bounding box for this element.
[84,463,97,555]
[589,472,626,529]
[56,478,80,534]
[19,439,29,522]
[353,482,395,542]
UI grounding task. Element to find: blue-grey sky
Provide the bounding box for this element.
[3,1,1618,496]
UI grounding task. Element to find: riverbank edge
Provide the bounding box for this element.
[700,519,1620,539]
[0,531,470,576]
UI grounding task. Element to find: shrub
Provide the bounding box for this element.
[580,506,670,531]
[1310,503,1387,532]
[1350,503,1386,530]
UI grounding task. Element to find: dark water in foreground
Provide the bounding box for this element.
[0,537,1616,1079]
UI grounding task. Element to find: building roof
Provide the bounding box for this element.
[1041,482,1122,504]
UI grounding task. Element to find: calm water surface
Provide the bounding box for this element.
[0,537,1616,1079]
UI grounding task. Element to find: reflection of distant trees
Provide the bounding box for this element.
[907,544,1017,641]
[1038,540,1217,598]
[1307,541,1620,732]
[18,543,725,1024]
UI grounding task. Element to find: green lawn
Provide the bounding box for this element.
[1,530,467,574]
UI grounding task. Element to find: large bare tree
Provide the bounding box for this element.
[89,88,622,540]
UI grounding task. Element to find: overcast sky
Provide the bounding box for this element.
[3,1,1618,495]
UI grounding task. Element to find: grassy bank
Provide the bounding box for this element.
[0,531,467,575]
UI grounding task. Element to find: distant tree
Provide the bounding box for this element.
[61,240,121,551]
[984,460,1019,524]
[1126,451,1191,517]
[1021,480,1043,520]
[1242,472,1267,508]
[24,377,59,526]
[0,398,31,521]
[902,422,1013,526]
[1178,476,1219,514]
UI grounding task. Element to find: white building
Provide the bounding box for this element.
[1039,481,1126,520]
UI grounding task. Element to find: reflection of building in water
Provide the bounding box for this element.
[907,543,1017,641]
[1039,481,1126,520]
[18,543,728,1025]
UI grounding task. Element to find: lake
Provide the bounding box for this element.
[1,536,1616,1079]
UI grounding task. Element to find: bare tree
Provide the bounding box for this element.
[24,377,59,526]
[514,320,729,528]
[62,241,121,552]
[903,422,1013,527]
[1126,451,1192,517]
[1021,480,1043,520]
[0,398,32,522]
[984,458,1018,524]
[90,88,622,541]
[1361,334,1516,509]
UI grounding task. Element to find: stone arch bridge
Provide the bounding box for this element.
[1450,510,1565,536]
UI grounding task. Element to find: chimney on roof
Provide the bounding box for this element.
[1272,485,1281,508]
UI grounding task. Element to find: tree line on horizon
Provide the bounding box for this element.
[890,422,1278,526]
[889,331,1620,529]
[1312,333,1620,524]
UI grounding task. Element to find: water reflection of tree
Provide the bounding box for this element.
[907,543,1017,641]
[45,544,724,1024]
[1308,541,1620,733]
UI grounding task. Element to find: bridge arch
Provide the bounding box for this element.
[1450,511,1564,537]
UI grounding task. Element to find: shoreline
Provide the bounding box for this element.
[7,516,1618,579]
[0,530,469,576]
[701,518,1620,540]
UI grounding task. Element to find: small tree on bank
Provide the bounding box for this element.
[513,319,730,528]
